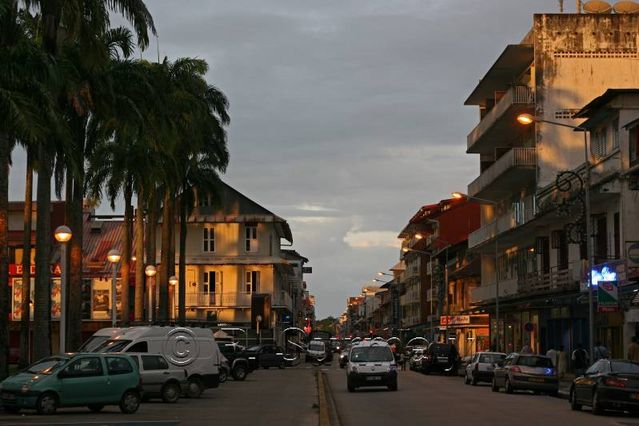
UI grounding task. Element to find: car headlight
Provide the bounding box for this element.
[21,384,30,394]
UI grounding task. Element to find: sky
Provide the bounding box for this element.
[9,0,566,318]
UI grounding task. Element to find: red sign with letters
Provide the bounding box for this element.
[8,264,61,277]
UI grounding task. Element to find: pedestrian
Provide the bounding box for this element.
[557,345,567,378]
[399,351,406,371]
[546,346,558,367]
[628,336,639,362]
[572,343,589,376]
[593,341,609,362]
[520,341,532,354]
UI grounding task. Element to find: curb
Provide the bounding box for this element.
[317,370,341,426]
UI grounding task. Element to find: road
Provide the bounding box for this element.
[0,366,318,426]
[324,364,639,426]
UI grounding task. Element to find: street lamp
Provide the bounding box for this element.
[169,276,178,320]
[54,225,72,353]
[145,265,157,323]
[452,192,501,351]
[517,112,595,360]
[107,249,121,327]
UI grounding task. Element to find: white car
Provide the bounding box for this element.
[307,340,327,362]
[464,351,506,385]
[346,340,397,392]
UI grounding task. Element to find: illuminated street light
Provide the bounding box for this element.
[145,265,157,323]
[54,225,72,353]
[107,249,121,327]
[516,112,595,360]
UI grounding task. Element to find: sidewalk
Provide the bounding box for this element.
[558,374,575,399]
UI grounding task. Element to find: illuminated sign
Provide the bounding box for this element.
[582,260,627,291]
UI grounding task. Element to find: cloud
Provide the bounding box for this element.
[343,229,401,249]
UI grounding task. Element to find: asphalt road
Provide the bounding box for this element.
[324,364,639,426]
[0,366,318,426]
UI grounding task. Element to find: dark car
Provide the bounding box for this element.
[245,344,286,370]
[570,359,639,415]
[492,353,558,395]
[217,343,254,381]
[421,343,459,375]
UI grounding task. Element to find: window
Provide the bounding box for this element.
[591,127,607,160]
[245,271,259,293]
[106,357,133,375]
[198,192,212,207]
[612,117,620,149]
[203,271,222,293]
[126,341,148,353]
[64,357,104,377]
[141,355,169,371]
[203,227,215,252]
[245,225,257,252]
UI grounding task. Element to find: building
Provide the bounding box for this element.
[464,12,639,355]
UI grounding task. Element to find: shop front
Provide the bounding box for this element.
[440,314,489,356]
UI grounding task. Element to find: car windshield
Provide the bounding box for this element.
[95,339,132,353]
[310,342,325,351]
[479,353,506,363]
[350,346,394,362]
[26,357,68,375]
[516,356,553,368]
[611,361,639,374]
[78,335,110,352]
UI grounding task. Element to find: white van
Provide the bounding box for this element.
[346,340,398,392]
[81,326,222,397]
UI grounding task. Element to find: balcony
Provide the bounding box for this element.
[468,148,536,198]
[468,195,536,248]
[467,85,535,154]
[272,291,293,311]
[184,292,251,308]
[518,268,579,295]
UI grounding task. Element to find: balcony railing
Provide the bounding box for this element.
[467,85,535,153]
[272,291,293,310]
[184,292,251,308]
[468,148,537,197]
[468,195,537,248]
[518,268,579,295]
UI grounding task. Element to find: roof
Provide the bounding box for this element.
[574,88,639,118]
[465,44,534,106]
[281,249,309,263]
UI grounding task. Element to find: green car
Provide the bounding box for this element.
[0,353,142,415]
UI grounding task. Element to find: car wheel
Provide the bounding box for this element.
[592,389,604,415]
[119,390,141,414]
[388,380,398,391]
[232,365,248,381]
[88,404,104,413]
[36,392,58,415]
[570,388,582,411]
[278,361,285,369]
[347,379,356,393]
[491,378,499,392]
[219,368,228,383]
[471,374,478,386]
[161,382,181,404]
[187,377,204,398]
[504,378,514,394]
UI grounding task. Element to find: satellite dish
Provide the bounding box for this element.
[583,0,613,12]
[613,1,639,13]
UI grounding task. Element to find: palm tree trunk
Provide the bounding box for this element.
[67,167,83,350]
[134,191,145,322]
[0,133,12,379]
[121,184,133,325]
[178,196,187,325]
[34,145,52,361]
[145,190,158,267]
[159,190,171,322]
[18,154,33,367]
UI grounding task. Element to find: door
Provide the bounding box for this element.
[259,346,275,367]
[59,356,108,405]
[105,356,136,403]
[140,355,170,394]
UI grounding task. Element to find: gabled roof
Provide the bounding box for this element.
[281,249,309,263]
[574,88,639,118]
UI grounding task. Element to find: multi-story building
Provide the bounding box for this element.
[464,12,639,355]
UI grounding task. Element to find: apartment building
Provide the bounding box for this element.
[465,12,639,355]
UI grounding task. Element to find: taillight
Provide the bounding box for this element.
[605,377,628,388]
[510,366,521,373]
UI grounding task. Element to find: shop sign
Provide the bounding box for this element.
[440,315,470,326]
[597,280,619,313]
[582,260,627,291]
[9,264,61,277]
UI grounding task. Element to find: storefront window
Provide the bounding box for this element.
[91,278,121,320]
[11,278,60,320]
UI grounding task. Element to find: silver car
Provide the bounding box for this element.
[465,352,506,385]
[492,353,558,396]
[126,353,188,403]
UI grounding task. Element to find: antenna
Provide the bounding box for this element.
[613,1,639,13]
[583,0,613,12]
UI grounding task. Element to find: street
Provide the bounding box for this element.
[323,363,639,426]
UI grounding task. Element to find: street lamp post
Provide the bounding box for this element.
[107,249,121,327]
[169,275,178,321]
[145,265,157,323]
[452,192,500,351]
[517,112,594,360]
[54,225,72,353]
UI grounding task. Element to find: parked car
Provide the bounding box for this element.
[346,340,397,392]
[245,344,286,369]
[421,343,459,375]
[126,353,187,403]
[217,343,253,381]
[0,354,141,415]
[464,352,506,385]
[492,353,558,396]
[83,326,224,398]
[569,359,639,415]
[409,347,426,371]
